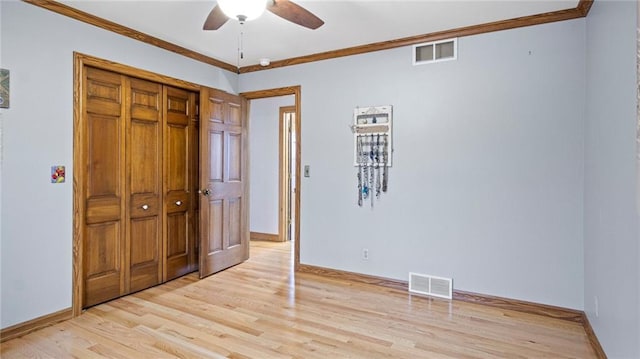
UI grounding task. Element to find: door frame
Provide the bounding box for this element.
[241,87,302,270]
[279,106,296,243]
[72,52,202,316]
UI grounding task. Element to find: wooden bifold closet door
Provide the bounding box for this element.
[81,66,198,308]
[127,77,163,294]
[164,87,199,280]
[83,67,127,307]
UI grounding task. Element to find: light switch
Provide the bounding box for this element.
[304,165,310,177]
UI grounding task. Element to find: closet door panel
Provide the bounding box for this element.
[86,196,121,224]
[87,114,121,197]
[127,78,163,292]
[167,125,188,191]
[86,69,122,117]
[129,217,160,292]
[165,87,193,280]
[130,120,159,192]
[167,213,187,261]
[85,118,120,224]
[83,67,126,307]
[130,193,160,218]
[189,96,200,271]
[84,222,122,307]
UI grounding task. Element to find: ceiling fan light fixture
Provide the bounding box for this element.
[217,0,268,23]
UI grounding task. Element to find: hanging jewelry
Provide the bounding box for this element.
[369,133,375,207]
[375,133,381,198]
[382,134,388,192]
[353,105,392,207]
[357,135,363,206]
[362,135,369,200]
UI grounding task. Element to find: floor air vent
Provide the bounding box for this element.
[409,272,452,299]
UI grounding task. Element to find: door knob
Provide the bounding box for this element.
[202,188,211,196]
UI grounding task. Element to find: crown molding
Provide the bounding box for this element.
[23,0,593,75]
[22,0,237,73]
[240,0,594,73]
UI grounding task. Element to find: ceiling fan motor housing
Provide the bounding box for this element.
[217,0,267,23]
[203,0,324,31]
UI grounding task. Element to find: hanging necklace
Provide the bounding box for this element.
[375,133,381,198]
[382,134,388,192]
[369,133,375,207]
[362,135,369,200]
[357,135,363,206]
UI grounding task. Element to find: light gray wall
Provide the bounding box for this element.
[249,95,294,235]
[240,19,586,309]
[0,1,237,329]
[637,4,640,356]
[584,1,640,358]
[0,0,4,321]
[7,3,637,352]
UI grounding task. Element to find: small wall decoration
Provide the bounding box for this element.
[351,105,393,208]
[0,69,9,109]
[51,165,66,183]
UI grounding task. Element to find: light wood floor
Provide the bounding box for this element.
[2,241,596,358]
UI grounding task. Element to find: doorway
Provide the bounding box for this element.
[280,106,297,244]
[242,86,302,270]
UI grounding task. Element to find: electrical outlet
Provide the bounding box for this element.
[595,296,599,317]
[362,248,369,260]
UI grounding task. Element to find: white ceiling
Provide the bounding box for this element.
[59,0,580,68]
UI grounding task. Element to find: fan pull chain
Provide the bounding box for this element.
[240,31,244,59]
[236,30,245,71]
[238,31,244,62]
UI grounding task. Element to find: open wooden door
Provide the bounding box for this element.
[199,87,249,278]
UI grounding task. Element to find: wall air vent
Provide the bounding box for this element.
[413,38,457,65]
[409,272,453,299]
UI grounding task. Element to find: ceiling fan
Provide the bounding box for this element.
[203,0,324,30]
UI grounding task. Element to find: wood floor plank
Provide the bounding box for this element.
[1,241,596,358]
[0,337,58,359]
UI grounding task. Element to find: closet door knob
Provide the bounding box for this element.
[141,204,149,210]
[175,201,182,206]
[202,188,211,196]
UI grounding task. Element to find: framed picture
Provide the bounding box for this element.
[0,69,9,109]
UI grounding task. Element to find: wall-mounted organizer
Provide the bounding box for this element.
[351,105,393,207]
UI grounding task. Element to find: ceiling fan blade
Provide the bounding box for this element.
[203,5,229,30]
[267,0,324,30]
